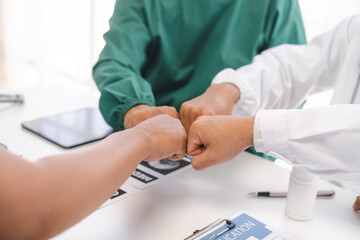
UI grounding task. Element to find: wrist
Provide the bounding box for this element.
[211,68,242,104]
[234,116,254,148]
[209,83,240,105]
[222,83,241,104]
[102,129,151,166]
[127,126,154,162]
[246,116,255,147]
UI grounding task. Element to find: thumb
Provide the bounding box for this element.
[191,150,211,171]
[187,128,205,156]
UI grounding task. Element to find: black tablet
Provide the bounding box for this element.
[22,107,114,149]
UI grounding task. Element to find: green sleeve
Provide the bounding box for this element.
[93,0,154,130]
[263,0,307,49]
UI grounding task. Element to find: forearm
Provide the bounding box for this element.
[0,129,148,240]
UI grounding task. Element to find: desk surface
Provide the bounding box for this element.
[1,84,359,240]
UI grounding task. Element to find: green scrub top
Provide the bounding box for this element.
[93,0,306,131]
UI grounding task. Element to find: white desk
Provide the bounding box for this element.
[1,84,359,240]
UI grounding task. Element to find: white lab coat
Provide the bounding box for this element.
[212,14,360,185]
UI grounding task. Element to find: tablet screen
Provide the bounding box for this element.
[22,107,114,148]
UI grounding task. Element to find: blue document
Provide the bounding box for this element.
[187,212,298,240]
[200,213,271,240]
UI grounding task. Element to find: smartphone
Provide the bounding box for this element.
[21,107,114,148]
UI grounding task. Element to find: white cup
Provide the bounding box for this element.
[285,166,319,221]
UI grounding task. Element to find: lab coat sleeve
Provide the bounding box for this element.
[212,14,360,116]
[253,105,360,184]
[93,0,154,130]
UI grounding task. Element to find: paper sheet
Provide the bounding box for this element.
[101,156,192,207]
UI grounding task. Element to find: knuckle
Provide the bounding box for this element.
[145,108,157,116]
[168,106,177,112]
[155,107,164,114]
[163,106,179,117]
[180,102,189,112]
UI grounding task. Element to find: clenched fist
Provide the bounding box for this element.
[187,115,255,170]
[134,114,187,162]
[179,83,240,133]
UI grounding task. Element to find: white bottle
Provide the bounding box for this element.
[285,166,319,221]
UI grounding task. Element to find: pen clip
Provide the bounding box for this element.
[207,219,235,240]
[184,218,235,240]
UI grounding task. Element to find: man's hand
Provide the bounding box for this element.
[134,114,187,162]
[124,104,179,129]
[187,115,254,170]
[179,83,240,133]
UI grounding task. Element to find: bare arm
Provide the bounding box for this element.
[0,114,186,240]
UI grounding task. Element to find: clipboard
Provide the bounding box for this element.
[184,212,299,240]
[185,218,235,240]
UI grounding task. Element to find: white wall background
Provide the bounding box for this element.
[0,0,115,89]
[300,0,360,41]
[0,0,359,90]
